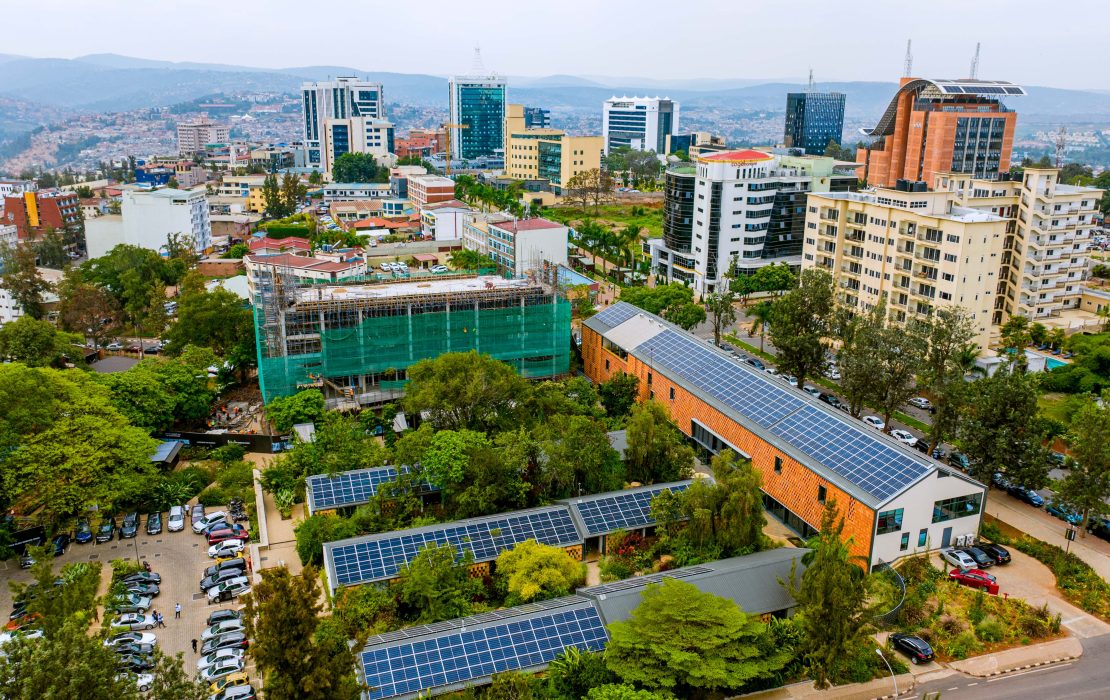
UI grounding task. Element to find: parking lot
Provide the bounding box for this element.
[1,514,251,682]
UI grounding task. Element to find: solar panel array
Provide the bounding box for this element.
[307,466,427,513]
[329,507,581,586]
[635,328,807,428]
[589,303,642,330]
[360,602,607,699]
[767,404,930,502]
[571,482,692,536]
[578,566,713,596]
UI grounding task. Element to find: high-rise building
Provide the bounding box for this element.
[176,118,230,156]
[302,78,385,166]
[321,117,396,175]
[85,188,212,260]
[857,78,1025,187]
[523,107,550,129]
[602,96,678,155]
[783,91,845,155]
[646,150,856,294]
[448,69,507,160]
[504,104,603,194]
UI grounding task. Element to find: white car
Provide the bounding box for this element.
[941,548,978,569]
[430,264,449,274]
[908,397,933,410]
[111,613,158,631]
[802,385,820,397]
[763,367,779,376]
[200,656,246,682]
[826,367,841,380]
[194,511,229,534]
[0,629,44,646]
[890,429,918,447]
[197,647,244,671]
[167,505,186,532]
[208,540,246,559]
[782,375,798,387]
[206,577,251,603]
[202,619,245,641]
[115,672,153,693]
[862,415,885,430]
[104,631,157,648]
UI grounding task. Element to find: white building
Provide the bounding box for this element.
[244,253,367,299]
[419,200,471,242]
[463,217,568,277]
[322,117,396,175]
[85,188,211,260]
[177,119,230,155]
[0,224,16,250]
[0,180,37,199]
[602,96,678,155]
[302,78,385,167]
[0,266,62,325]
[321,183,392,202]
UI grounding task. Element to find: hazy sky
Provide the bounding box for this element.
[4,0,1106,89]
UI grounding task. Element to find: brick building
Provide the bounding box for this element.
[582,303,988,570]
[2,189,81,240]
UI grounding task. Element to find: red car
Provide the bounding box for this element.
[949,568,999,594]
[206,525,249,546]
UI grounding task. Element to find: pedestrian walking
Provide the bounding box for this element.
[191,638,198,653]
[174,602,181,619]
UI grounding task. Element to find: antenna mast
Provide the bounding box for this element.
[1055,126,1068,169]
[807,68,815,92]
[903,39,913,78]
[969,42,981,80]
[470,46,487,75]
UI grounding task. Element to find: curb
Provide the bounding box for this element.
[973,654,1079,678]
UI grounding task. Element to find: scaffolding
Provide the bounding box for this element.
[253,267,572,404]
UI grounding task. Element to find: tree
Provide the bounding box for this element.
[1057,397,1110,535]
[448,247,498,270]
[163,232,199,267]
[835,310,882,417]
[332,152,382,184]
[535,414,624,497]
[266,389,327,432]
[0,243,52,319]
[496,538,585,604]
[262,173,289,219]
[163,271,255,367]
[308,170,324,185]
[605,578,790,696]
[243,567,362,700]
[291,413,390,478]
[34,226,68,268]
[145,650,211,700]
[0,315,80,367]
[870,305,929,431]
[598,371,640,419]
[222,242,249,259]
[420,428,491,490]
[748,300,773,353]
[1000,314,1032,354]
[281,172,306,213]
[785,500,870,689]
[395,543,482,624]
[624,401,694,484]
[294,514,360,567]
[0,620,138,700]
[958,364,1050,488]
[587,685,666,700]
[565,168,615,213]
[705,290,738,346]
[56,268,121,349]
[95,362,177,432]
[403,351,531,433]
[547,648,617,700]
[730,263,796,297]
[679,450,765,556]
[921,306,977,451]
[620,282,697,316]
[768,268,835,390]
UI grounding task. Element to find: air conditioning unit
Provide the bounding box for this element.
[955,535,968,547]
[966,533,976,545]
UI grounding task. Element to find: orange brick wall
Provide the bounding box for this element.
[585,326,875,564]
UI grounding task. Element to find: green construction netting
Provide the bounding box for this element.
[256,298,571,402]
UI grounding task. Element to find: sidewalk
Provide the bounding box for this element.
[948,637,1082,677]
[986,490,1110,581]
[737,674,915,700]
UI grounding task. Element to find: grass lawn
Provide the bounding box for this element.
[1038,392,1082,425]
[547,202,664,239]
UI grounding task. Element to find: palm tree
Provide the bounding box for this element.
[749,301,774,353]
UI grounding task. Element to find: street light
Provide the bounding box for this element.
[876,647,898,697]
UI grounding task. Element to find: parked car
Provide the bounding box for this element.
[202,619,245,641]
[429,264,449,274]
[75,519,93,544]
[200,631,249,655]
[204,559,247,580]
[940,548,978,569]
[207,577,251,603]
[1087,516,1110,541]
[818,393,844,410]
[209,671,251,696]
[1045,499,1082,525]
[206,524,249,546]
[110,613,158,631]
[18,552,34,569]
[113,641,157,657]
[104,631,157,648]
[121,571,162,586]
[212,685,257,700]
[145,512,162,535]
[763,367,779,376]
[109,593,152,614]
[167,506,186,532]
[948,452,971,470]
[959,546,995,569]
[119,512,139,539]
[889,429,918,447]
[802,385,820,397]
[206,609,244,628]
[51,533,70,556]
[200,568,247,592]
[106,342,124,351]
[208,540,246,559]
[125,582,160,597]
[745,358,765,370]
[119,672,154,693]
[197,647,245,672]
[890,633,934,664]
[116,653,155,672]
[862,415,885,430]
[782,375,798,387]
[190,504,207,528]
[949,568,999,594]
[1007,484,1045,507]
[200,656,246,682]
[977,542,1012,565]
[908,397,933,410]
[193,511,229,534]
[95,518,116,543]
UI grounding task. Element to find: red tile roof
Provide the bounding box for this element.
[351,217,406,230]
[245,253,361,272]
[698,149,774,163]
[421,199,471,211]
[249,236,310,251]
[490,217,566,233]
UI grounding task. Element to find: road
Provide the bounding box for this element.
[912,634,1110,699]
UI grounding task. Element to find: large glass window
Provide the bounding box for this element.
[877,508,904,535]
[932,493,983,523]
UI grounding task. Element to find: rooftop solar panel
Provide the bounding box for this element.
[329,506,582,587]
[569,482,692,536]
[360,602,607,699]
[590,303,642,330]
[578,566,713,596]
[306,466,433,513]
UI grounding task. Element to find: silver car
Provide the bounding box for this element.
[167,505,186,532]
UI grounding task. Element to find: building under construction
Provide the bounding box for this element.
[253,267,572,406]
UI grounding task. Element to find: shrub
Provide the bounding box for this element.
[978,521,1010,546]
[599,557,633,582]
[197,486,231,507]
[1012,535,1110,619]
[945,630,982,660]
[975,615,1006,643]
[216,461,254,489]
[210,444,247,464]
[936,614,965,637]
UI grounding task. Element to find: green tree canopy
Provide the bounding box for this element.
[1057,396,1110,533]
[730,263,796,297]
[676,450,765,557]
[768,268,835,390]
[496,538,586,605]
[163,271,255,367]
[0,243,53,319]
[624,401,694,484]
[0,315,81,367]
[705,290,738,346]
[403,351,531,433]
[55,267,122,350]
[604,578,791,696]
[598,371,640,420]
[619,283,705,330]
[267,388,327,432]
[395,543,483,624]
[535,414,625,497]
[332,152,384,183]
[547,648,618,700]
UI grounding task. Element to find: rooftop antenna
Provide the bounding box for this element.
[903,39,913,78]
[1055,125,1068,168]
[807,68,815,92]
[969,42,981,80]
[470,45,487,75]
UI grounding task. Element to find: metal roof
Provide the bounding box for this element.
[559,480,697,537]
[862,78,1026,138]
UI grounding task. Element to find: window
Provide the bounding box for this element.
[932,493,983,523]
[604,359,610,371]
[817,485,827,504]
[877,508,904,535]
[918,529,928,547]
[669,387,675,400]
[774,456,783,474]
[647,372,652,386]
[900,533,910,551]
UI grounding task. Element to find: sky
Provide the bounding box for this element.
[2,0,1106,90]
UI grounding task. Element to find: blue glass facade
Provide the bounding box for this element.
[784,92,846,155]
[453,82,506,159]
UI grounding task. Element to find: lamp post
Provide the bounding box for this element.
[876,648,898,697]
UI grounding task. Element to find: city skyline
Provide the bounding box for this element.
[1,0,1107,90]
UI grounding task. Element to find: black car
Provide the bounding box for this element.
[978,542,1012,565]
[200,631,249,655]
[1087,517,1110,542]
[890,633,934,664]
[204,558,247,580]
[51,533,70,556]
[119,512,139,539]
[120,571,162,586]
[114,642,157,657]
[201,568,246,592]
[960,546,994,569]
[10,600,28,621]
[95,518,116,543]
[206,608,243,627]
[116,653,154,672]
[745,357,765,370]
[818,393,844,410]
[145,512,162,535]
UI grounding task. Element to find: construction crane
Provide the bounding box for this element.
[441,122,468,176]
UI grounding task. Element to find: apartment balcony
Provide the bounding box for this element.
[815,257,834,269]
[845,231,865,243]
[913,250,942,264]
[843,249,863,260]
[840,264,861,275]
[818,226,837,238]
[896,245,915,256]
[839,280,861,291]
[916,232,944,245]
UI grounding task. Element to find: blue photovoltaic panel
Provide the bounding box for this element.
[634,328,807,428]
[768,404,930,502]
[572,483,691,536]
[307,466,422,512]
[330,507,581,586]
[590,303,642,330]
[361,604,608,699]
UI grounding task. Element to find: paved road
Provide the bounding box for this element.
[912,634,1110,699]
